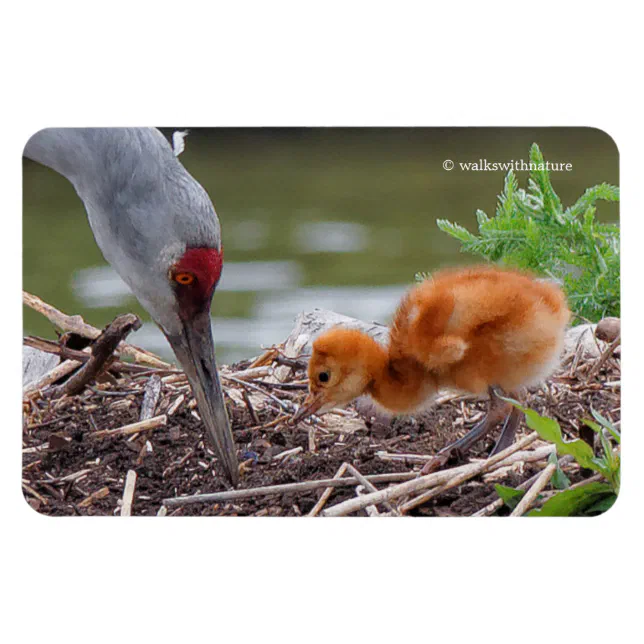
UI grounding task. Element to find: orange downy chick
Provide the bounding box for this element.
[292,266,570,461]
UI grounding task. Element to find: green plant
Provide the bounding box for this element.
[435,143,620,322]
[494,401,620,516]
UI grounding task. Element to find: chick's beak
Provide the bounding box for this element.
[166,311,239,486]
[291,390,328,425]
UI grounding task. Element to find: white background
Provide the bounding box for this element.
[4,2,640,643]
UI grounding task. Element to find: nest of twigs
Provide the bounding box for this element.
[22,294,621,517]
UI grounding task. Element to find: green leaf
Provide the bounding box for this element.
[582,419,602,434]
[590,408,621,443]
[557,438,596,471]
[566,183,620,218]
[436,219,478,244]
[500,398,597,471]
[494,484,525,510]
[476,209,490,227]
[522,407,562,443]
[585,494,617,514]
[548,452,571,489]
[529,143,563,218]
[528,482,614,517]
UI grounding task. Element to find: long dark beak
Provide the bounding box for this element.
[166,311,239,486]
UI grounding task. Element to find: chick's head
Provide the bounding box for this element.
[291,328,381,423]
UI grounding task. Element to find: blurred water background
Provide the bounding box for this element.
[23,128,618,365]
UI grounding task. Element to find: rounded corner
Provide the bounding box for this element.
[21,484,53,518]
[22,127,53,160]
[580,126,620,158]
[590,488,621,519]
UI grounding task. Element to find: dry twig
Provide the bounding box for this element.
[324,432,540,517]
[308,463,349,517]
[345,463,396,514]
[92,415,167,440]
[78,486,110,509]
[23,291,169,368]
[587,333,621,381]
[163,471,417,507]
[60,314,142,396]
[23,357,86,398]
[510,462,558,516]
[120,470,137,516]
[140,375,162,421]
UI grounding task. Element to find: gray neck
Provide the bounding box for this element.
[24,128,177,204]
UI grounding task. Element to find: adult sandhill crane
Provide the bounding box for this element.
[24,128,239,484]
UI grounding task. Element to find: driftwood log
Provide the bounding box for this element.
[23,345,59,389]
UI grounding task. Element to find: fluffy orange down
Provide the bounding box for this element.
[296,266,570,419]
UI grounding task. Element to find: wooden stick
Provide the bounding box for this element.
[357,486,381,516]
[223,375,293,412]
[139,375,162,421]
[323,432,539,517]
[510,463,557,516]
[92,415,167,439]
[163,471,418,507]
[308,427,317,453]
[167,394,186,416]
[376,451,432,464]
[23,483,48,505]
[162,448,194,479]
[308,463,348,517]
[23,291,170,369]
[245,416,286,432]
[248,347,280,369]
[23,336,165,375]
[60,314,142,396]
[23,357,86,398]
[241,389,260,426]
[25,414,74,430]
[473,453,572,517]
[398,433,541,514]
[120,470,137,516]
[272,446,303,460]
[587,332,621,381]
[78,486,110,508]
[481,445,555,482]
[345,463,396,514]
[223,366,273,381]
[48,468,92,484]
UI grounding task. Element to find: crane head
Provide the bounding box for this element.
[132,241,239,486]
[92,170,241,486]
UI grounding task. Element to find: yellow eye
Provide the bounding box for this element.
[175,272,195,285]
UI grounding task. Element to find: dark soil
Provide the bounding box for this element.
[22,342,620,517]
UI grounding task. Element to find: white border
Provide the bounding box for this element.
[5,3,641,642]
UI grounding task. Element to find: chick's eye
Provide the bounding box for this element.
[175,272,195,286]
[318,371,330,383]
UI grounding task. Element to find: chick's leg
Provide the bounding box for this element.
[489,405,522,455]
[420,386,509,475]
